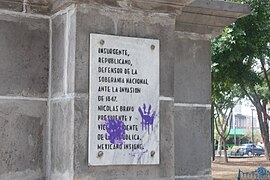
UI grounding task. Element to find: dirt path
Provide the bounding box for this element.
[212,156,270,179]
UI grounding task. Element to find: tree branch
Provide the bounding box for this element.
[225,108,233,129]
[253,89,267,114]
[225,112,233,140]
[240,85,256,105]
[214,116,223,138]
[259,57,270,92]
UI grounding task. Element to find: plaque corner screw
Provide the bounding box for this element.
[97,151,104,157]
[150,151,155,157]
[100,39,105,45]
[151,44,155,50]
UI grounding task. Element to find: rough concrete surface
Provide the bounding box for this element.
[51,5,76,97]
[0,14,49,98]
[0,0,50,14]
[174,106,211,178]
[0,169,43,180]
[50,0,71,12]
[51,13,67,97]
[0,100,47,180]
[67,6,76,94]
[75,5,115,94]
[175,0,250,37]
[0,0,23,12]
[50,99,74,180]
[174,37,211,104]
[26,0,50,14]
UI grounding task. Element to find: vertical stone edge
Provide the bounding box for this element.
[46,15,53,179]
[51,11,67,98]
[159,100,175,179]
[67,5,76,95]
[49,5,76,180]
[50,99,74,180]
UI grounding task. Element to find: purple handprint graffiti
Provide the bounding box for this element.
[105,118,125,144]
[138,104,156,134]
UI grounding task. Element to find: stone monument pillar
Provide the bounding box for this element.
[173,1,250,179]
[0,0,250,179]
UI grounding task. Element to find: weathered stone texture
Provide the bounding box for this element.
[174,36,211,104]
[0,0,50,14]
[50,0,71,12]
[51,13,67,97]
[26,0,50,14]
[75,5,115,94]
[176,0,251,37]
[50,99,74,180]
[174,106,211,178]
[49,0,192,14]
[0,0,23,12]
[51,6,76,97]
[0,15,49,98]
[67,7,76,94]
[0,100,47,180]
[158,100,175,178]
[74,96,88,176]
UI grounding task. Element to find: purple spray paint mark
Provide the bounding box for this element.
[138,104,156,134]
[105,118,125,144]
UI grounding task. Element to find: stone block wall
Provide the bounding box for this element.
[0,13,49,180]
[0,1,250,180]
[49,6,76,180]
[173,35,212,179]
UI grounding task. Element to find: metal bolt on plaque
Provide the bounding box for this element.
[151,44,155,50]
[150,151,155,157]
[97,151,103,158]
[100,39,105,45]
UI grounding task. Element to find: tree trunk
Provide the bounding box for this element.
[222,138,228,163]
[261,122,270,160]
[257,110,270,160]
[263,135,270,160]
[217,136,222,157]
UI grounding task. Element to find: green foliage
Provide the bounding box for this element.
[212,0,270,106]
[212,0,270,159]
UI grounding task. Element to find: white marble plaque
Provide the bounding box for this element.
[89,34,159,165]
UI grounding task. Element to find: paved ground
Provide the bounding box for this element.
[212,156,270,179]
